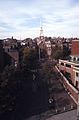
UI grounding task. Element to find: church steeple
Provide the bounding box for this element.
[39,18,44,41]
[40,26,43,37]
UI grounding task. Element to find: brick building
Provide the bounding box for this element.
[71,39,79,62]
[58,39,79,104]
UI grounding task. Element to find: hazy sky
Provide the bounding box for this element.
[0,0,79,39]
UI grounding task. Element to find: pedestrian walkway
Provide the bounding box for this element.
[26,109,77,120]
[46,109,77,120]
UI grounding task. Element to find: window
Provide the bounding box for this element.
[76,72,79,77]
[77,58,79,61]
[75,66,79,68]
[76,81,78,88]
[8,48,9,52]
[61,62,64,66]
[66,64,71,68]
[65,72,72,83]
[65,72,71,78]
[73,57,76,61]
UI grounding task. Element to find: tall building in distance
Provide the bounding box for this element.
[37,19,45,46]
[39,25,45,44]
[36,20,45,60]
[37,19,52,59]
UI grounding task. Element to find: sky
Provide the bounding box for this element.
[0,0,79,39]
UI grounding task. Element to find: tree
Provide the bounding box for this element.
[1,65,15,87]
[63,45,71,59]
[51,45,63,60]
[51,44,71,60]
[22,47,38,70]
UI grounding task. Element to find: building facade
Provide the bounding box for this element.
[3,37,19,68]
[58,39,79,104]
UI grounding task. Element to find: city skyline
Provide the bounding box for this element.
[0,0,79,39]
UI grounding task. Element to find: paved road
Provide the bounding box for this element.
[46,109,77,120]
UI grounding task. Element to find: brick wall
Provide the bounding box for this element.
[71,40,79,55]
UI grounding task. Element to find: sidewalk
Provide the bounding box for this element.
[26,109,77,120]
[46,109,77,120]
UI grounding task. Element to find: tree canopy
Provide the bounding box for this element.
[23,47,38,70]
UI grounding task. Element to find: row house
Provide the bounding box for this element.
[21,38,36,49]
[3,36,18,52]
[3,37,19,68]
